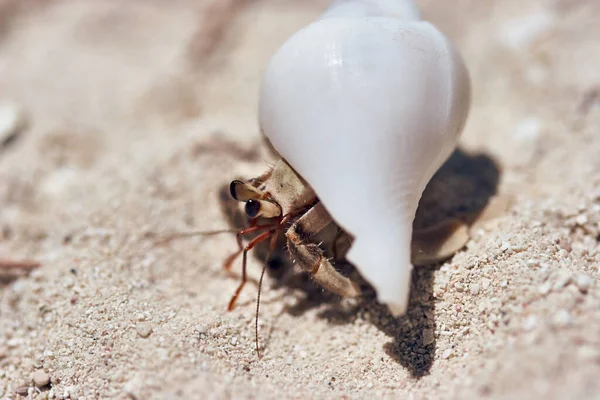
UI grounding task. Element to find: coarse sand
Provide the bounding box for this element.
[0,0,599,399]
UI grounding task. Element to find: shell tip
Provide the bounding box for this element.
[386,300,408,317]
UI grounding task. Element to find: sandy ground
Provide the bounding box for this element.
[0,0,599,399]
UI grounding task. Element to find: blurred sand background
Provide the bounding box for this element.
[0,0,599,399]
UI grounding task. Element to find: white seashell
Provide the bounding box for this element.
[259,0,471,316]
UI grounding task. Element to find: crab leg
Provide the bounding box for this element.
[285,203,361,298]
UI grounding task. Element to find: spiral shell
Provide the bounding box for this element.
[259,0,471,316]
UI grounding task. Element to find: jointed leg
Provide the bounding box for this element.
[285,203,361,298]
[223,221,279,270]
[228,230,274,311]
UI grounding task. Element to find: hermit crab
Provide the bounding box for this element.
[159,0,473,355]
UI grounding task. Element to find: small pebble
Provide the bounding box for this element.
[15,386,29,396]
[558,238,572,252]
[194,325,207,335]
[441,349,454,359]
[557,248,569,258]
[33,370,51,387]
[575,215,588,226]
[574,274,592,293]
[0,101,27,143]
[469,284,480,295]
[553,272,571,290]
[523,315,537,331]
[552,310,571,328]
[538,282,551,295]
[481,278,491,290]
[230,336,238,345]
[422,329,435,346]
[136,323,153,338]
[65,385,79,398]
[511,244,526,252]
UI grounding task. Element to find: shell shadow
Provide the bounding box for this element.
[218,147,501,377]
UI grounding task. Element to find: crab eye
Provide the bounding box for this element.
[229,180,241,200]
[244,199,282,219]
[245,200,261,218]
[230,180,263,201]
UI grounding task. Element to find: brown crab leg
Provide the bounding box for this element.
[223,222,280,270]
[285,203,361,298]
[227,230,276,311]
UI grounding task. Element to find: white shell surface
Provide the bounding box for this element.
[259,10,470,315]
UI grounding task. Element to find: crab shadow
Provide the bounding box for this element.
[220,147,501,377]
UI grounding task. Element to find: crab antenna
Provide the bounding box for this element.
[256,215,290,358]
[153,228,237,246]
[256,227,281,359]
[255,258,269,358]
